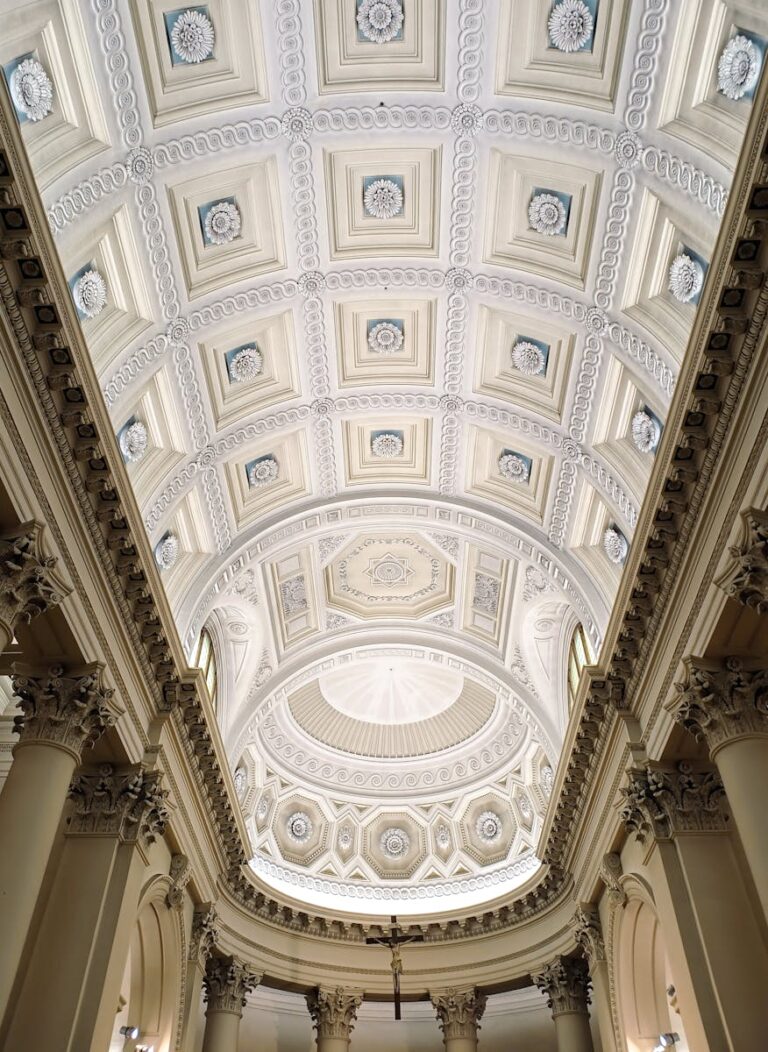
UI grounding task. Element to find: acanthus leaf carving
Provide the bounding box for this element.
[203,955,260,1015]
[0,523,67,639]
[620,762,727,842]
[719,508,768,615]
[572,903,606,967]
[430,987,487,1040]
[672,656,768,754]
[189,903,220,964]
[532,955,591,1016]
[306,987,362,1040]
[68,764,169,846]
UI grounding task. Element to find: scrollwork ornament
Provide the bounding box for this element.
[672,656,768,754]
[11,664,116,757]
[599,852,627,908]
[431,988,487,1040]
[620,761,727,842]
[306,987,362,1040]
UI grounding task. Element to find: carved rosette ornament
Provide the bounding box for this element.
[620,762,727,842]
[11,665,116,758]
[532,956,591,1017]
[203,956,260,1016]
[572,904,606,967]
[189,904,220,964]
[68,764,169,846]
[431,987,487,1040]
[721,508,768,614]
[0,524,65,643]
[306,987,362,1041]
[672,656,768,755]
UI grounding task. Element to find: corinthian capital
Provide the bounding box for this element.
[203,955,260,1016]
[572,904,606,967]
[430,988,487,1041]
[0,523,67,641]
[620,761,726,842]
[68,764,168,846]
[11,664,118,759]
[306,987,362,1041]
[673,656,768,754]
[720,507,768,614]
[532,956,591,1017]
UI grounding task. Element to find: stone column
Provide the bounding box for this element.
[573,905,615,1052]
[3,764,167,1052]
[673,657,768,920]
[0,523,65,654]
[0,665,116,1031]
[306,987,362,1052]
[621,761,768,1051]
[430,988,487,1052]
[201,955,260,1052]
[533,956,594,1052]
[179,903,219,1049]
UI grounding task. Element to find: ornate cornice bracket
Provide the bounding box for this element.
[166,852,192,909]
[672,656,768,753]
[11,663,119,758]
[189,903,219,964]
[0,521,68,641]
[203,955,260,1016]
[620,761,727,842]
[532,955,591,1016]
[572,903,606,967]
[67,763,169,846]
[430,987,487,1040]
[306,986,362,1040]
[599,851,627,909]
[717,507,768,613]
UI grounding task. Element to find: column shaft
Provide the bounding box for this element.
[201,1009,241,1052]
[588,959,616,1052]
[315,1037,349,1052]
[553,1010,594,1052]
[201,956,258,1052]
[713,736,768,920]
[442,1037,478,1052]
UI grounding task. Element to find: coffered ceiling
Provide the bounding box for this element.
[5,0,761,913]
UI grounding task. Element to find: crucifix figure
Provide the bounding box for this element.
[366,915,424,1019]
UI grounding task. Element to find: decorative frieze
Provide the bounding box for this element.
[431,987,487,1040]
[720,508,768,614]
[189,903,220,964]
[203,956,260,1016]
[532,956,591,1017]
[306,987,362,1040]
[11,664,116,758]
[68,764,168,846]
[620,762,727,842]
[166,852,192,909]
[0,523,65,641]
[572,904,606,967]
[673,656,768,754]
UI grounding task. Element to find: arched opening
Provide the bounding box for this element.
[566,622,593,712]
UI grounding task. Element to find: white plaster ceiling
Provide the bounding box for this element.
[7,0,761,913]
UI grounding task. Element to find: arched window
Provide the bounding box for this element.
[193,627,218,708]
[567,623,592,711]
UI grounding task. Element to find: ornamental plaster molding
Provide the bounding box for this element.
[671,656,768,755]
[548,459,578,549]
[68,763,168,845]
[203,956,260,1016]
[457,0,484,104]
[0,522,68,639]
[594,169,635,312]
[166,852,192,909]
[718,507,768,614]
[620,762,727,842]
[94,0,142,149]
[188,903,219,964]
[624,0,668,132]
[288,139,321,273]
[47,164,129,234]
[306,987,361,1041]
[532,955,591,1017]
[569,332,602,444]
[276,0,307,106]
[572,903,606,967]
[599,852,627,909]
[11,663,118,759]
[431,987,487,1040]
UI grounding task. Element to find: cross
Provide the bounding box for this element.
[366,915,424,1019]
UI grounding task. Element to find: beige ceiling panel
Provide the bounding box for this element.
[567,478,626,605]
[129,0,268,126]
[459,547,513,650]
[313,0,445,93]
[224,428,311,531]
[324,147,441,259]
[268,548,319,650]
[334,297,437,387]
[0,0,110,189]
[473,304,575,424]
[484,150,601,290]
[465,425,554,526]
[167,158,286,299]
[342,416,433,486]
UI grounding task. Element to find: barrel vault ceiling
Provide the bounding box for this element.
[4,0,761,913]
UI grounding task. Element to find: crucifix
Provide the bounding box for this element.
[366,915,424,1019]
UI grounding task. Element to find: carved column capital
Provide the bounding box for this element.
[572,904,606,967]
[166,852,192,909]
[306,987,362,1041]
[620,761,727,842]
[0,523,66,641]
[67,764,168,847]
[599,852,627,908]
[11,664,118,760]
[203,955,260,1016]
[430,987,487,1041]
[720,507,768,613]
[189,903,219,965]
[673,656,768,754]
[532,956,591,1017]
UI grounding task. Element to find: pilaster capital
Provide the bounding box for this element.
[166,852,192,909]
[430,987,487,1040]
[0,522,67,639]
[620,761,727,843]
[68,763,169,846]
[306,986,362,1041]
[673,656,768,754]
[11,663,118,759]
[532,956,591,1017]
[189,903,219,964]
[720,507,768,614]
[203,955,260,1016]
[599,852,627,908]
[572,904,606,967]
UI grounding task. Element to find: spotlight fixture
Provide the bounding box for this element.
[655,1035,680,1050]
[119,1026,140,1039]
